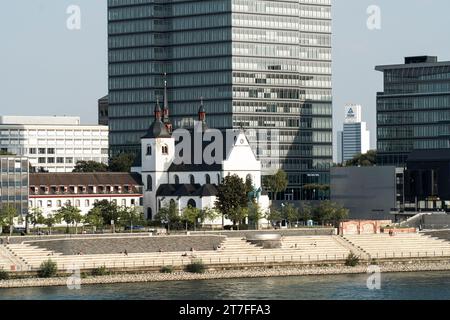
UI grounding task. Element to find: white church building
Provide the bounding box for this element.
[132,93,271,228]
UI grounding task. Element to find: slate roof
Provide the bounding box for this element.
[142,120,171,139]
[156,183,219,197]
[30,172,143,186]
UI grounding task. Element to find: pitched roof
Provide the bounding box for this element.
[156,183,218,197]
[193,184,219,197]
[30,172,143,186]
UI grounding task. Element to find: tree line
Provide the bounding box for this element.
[0,200,145,235]
[72,153,135,173]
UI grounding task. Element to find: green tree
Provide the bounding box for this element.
[263,169,288,200]
[313,201,349,227]
[155,201,179,232]
[245,175,254,197]
[282,203,299,226]
[43,214,57,235]
[266,207,282,228]
[55,205,82,234]
[248,202,264,230]
[345,150,377,167]
[227,206,248,230]
[198,207,219,226]
[92,200,121,227]
[84,207,105,232]
[298,204,312,224]
[182,206,201,231]
[108,153,135,172]
[0,205,19,236]
[28,207,45,230]
[330,206,349,228]
[214,174,247,227]
[73,160,108,173]
[119,206,145,232]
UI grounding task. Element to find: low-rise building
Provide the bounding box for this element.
[28,172,143,217]
[0,116,109,173]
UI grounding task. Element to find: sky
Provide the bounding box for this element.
[1,0,450,161]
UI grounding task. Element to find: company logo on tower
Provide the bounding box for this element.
[347,108,355,119]
[344,105,362,124]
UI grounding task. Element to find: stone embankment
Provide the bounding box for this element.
[2,260,450,289]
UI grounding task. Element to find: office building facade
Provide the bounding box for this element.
[376,56,450,167]
[98,95,109,126]
[0,156,29,216]
[337,105,370,164]
[107,0,332,200]
[0,116,109,173]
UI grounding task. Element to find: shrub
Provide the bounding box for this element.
[185,260,205,274]
[160,266,173,274]
[91,266,110,276]
[345,253,360,267]
[0,270,10,280]
[38,259,58,278]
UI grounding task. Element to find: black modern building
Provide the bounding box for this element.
[376,56,450,167]
[404,149,450,212]
[330,166,397,220]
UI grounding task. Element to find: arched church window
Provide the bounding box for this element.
[162,144,169,155]
[189,174,195,184]
[187,199,196,208]
[146,144,152,156]
[147,175,152,191]
[174,174,180,185]
[205,174,211,184]
[147,208,152,220]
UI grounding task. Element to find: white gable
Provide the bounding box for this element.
[223,131,260,172]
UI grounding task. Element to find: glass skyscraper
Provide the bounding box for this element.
[376,56,450,167]
[108,0,332,200]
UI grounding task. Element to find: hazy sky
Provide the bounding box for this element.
[1,0,450,161]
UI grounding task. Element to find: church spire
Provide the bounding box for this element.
[163,73,169,114]
[198,97,206,122]
[162,73,172,133]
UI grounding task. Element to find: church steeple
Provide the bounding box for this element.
[143,97,170,139]
[154,97,162,121]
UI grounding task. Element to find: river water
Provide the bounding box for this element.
[1,271,450,300]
